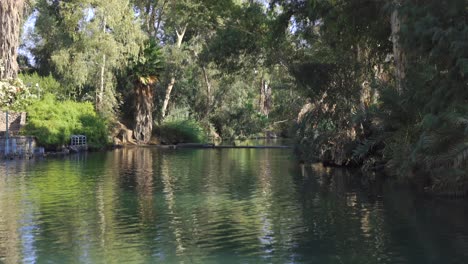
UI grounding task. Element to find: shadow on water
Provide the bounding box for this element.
[296,164,468,264]
[1,148,468,263]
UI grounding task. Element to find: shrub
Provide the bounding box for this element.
[155,119,207,144]
[19,73,63,98]
[210,103,268,139]
[23,94,109,149]
[1,74,63,111]
[0,78,38,111]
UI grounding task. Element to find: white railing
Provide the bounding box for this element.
[70,135,87,146]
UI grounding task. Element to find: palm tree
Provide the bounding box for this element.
[0,0,25,79]
[131,40,164,144]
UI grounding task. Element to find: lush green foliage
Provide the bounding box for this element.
[20,0,299,146]
[33,0,145,118]
[129,40,164,86]
[23,94,108,149]
[19,73,62,98]
[14,0,466,195]
[155,119,207,144]
[274,0,468,195]
[384,0,468,195]
[211,102,268,140]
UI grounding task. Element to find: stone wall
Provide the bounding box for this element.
[0,136,40,158]
[0,111,27,136]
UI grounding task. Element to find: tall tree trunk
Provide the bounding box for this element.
[161,77,175,119]
[141,0,168,38]
[201,65,212,118]
[0,0,24,79]
[144,2,154,36]
[134,84,154,144]
[161,24,187,120]
[97,53,106,111]
[260,78,271,117]
[356,43,370,112]
[175,24,187,47]
[391,0,406,94]
[154,0,168,37]
[97,16,107,112]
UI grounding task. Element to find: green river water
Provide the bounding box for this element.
[1,146,468,263]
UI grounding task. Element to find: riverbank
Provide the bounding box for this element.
[293,134,468,197]
[0,136,45,159]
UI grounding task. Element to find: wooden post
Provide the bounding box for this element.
[5,111,9,155]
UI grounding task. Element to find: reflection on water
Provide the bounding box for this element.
[1,148,468,263]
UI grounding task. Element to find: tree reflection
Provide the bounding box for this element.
[2,149,468,263]
[0,163,21,264]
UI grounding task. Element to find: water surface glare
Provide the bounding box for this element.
[1,147,468,263]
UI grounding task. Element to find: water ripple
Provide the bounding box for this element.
[0,150,467,263]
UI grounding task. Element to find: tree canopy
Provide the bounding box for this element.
[0,0,466,195]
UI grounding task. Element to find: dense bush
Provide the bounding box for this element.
[269,88,305,138]
[23,94,109,149]
[210,103,268,139]
[155,119,207,144]
[19,73,63,98]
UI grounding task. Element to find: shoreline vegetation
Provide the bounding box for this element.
[0,0,467,196]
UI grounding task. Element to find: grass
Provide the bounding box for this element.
[155,119,207,144]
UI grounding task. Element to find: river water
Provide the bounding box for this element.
[1,146,468,263]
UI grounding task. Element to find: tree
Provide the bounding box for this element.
[269,0,392,165]
[34,0,145,117]
[148,0,234,120]
[202,1,273,114]
[0,0,25,79]
[384,0,468,194]
[132,0,169,38]
[129,40,164,143]
[271,0,468,194]
[391,0,406,94]
[159,0,198,120]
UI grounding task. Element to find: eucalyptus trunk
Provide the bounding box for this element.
[391,0,406,93]
[134,84,154,144]
[161,76,175,119]
[260,78,271,117]
[97,54,106,111]
[201,66,212,118]
[0,0,24,79]
[161,24,187,120]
